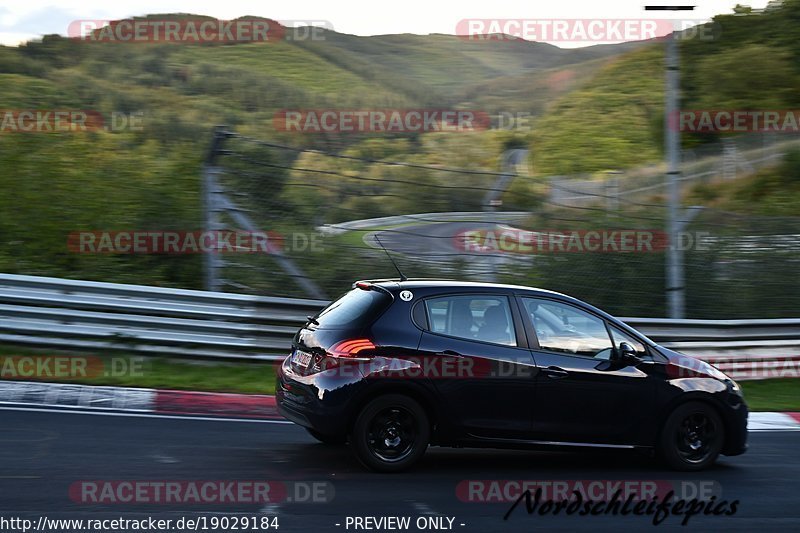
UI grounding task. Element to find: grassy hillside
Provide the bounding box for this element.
[1,3,800,295]
[686,149,800,217]
[528,0,800,175]
[530,44,665,175]
[292,31,641,105]
[0,21,630,288]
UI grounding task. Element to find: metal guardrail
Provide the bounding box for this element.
[317,211,530,235]
[0,274,797,379]
[621,317,800,380]
[621,316,800,344]
[0,274,327,361]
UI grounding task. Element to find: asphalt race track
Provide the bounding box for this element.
[1,407,799,532]
[372,222,488,256]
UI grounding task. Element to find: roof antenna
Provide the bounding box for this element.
[374,234,408,282]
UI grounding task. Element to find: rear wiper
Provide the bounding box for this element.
[306,316,320,325]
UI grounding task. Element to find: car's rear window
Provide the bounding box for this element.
[313,288,392,329]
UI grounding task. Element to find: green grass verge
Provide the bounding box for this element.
[333,220,440,249]
[0,345,276,395]
[0,344,797,410]
[740,379,800,412]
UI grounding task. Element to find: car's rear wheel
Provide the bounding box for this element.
[659,401,723,471]
[350,394,430,472]
[306,428,346,445]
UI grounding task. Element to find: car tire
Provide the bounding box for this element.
[350,394,430,472]
[306,428,346,445]
[659,401,723,471]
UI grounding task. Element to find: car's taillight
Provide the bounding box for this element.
[328,338,376,360]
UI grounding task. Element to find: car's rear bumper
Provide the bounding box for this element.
[276,356,364,437]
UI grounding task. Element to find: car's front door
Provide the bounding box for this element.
[519,297,656,445]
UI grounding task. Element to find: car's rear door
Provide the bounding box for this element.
[415,292,537,439]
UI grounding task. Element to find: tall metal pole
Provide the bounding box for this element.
[203,166,222,292]
[203,126,228,292]
[651,4,695,318]
[482,148,528,282]
[664,31,683,318]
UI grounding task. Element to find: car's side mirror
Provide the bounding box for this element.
[614,342,642,366]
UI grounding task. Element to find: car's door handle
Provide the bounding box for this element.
[542,366,569,379]
[436,350,463,357]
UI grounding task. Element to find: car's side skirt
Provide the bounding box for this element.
[463,434,643,449]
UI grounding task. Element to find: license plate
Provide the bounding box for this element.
[292,349,313,368]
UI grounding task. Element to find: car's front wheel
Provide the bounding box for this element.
[659,401,723,471]
[350,394,430,472]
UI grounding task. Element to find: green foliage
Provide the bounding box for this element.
[0,132,202,285]
[531,0,800,174]
[686,150,800,216]
[689,44,800,109]
[530,45,665,175]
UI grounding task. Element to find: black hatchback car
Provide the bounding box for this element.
[277,280,747,472]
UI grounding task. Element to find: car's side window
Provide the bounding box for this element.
[424,295,517,346]
[609,325,648,356]
[522,298,613,358]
